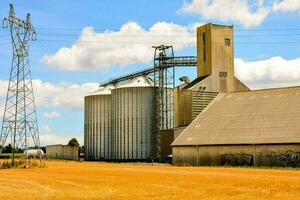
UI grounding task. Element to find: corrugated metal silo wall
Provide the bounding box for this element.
[84,94,112,160]
[112,87,156,160]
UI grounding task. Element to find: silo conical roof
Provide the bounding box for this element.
[87,84,115,96]
[117,76,154,88]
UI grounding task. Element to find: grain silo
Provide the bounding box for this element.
[111,77,156,160]
[84,85,115,160]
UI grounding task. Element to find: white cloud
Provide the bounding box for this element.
[42,21,195,71]
[273,0,300,13]
[0,104,4,120]
[32,80,98,111]
[41,125,52,132]
[43,111,61,119]
[180,0,270,28]
[39,133,83,146]
[0,79,98,111]
[0,80,8,97]
[0,81,8,119]
[235,56,300,89]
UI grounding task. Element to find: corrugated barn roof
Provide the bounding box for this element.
[172,86,300,146]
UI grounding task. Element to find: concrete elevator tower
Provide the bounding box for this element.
[196,23,248,92]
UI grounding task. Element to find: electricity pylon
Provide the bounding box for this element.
[0,4,39,156]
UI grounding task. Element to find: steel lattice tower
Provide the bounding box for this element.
[151,45,175,160]
[0,4,39,151]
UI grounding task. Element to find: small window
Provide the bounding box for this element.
[203,47,206,62]
[225,38,230,46]
[219,71,227,77]
[202,32,206,46]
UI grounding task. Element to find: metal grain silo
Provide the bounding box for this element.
[112,77,156,160]
[84,85,114,160]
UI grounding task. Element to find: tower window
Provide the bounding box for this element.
[225,38,230,46]
[203,47,206,62]
[202,32,206,62]
[219,71,227,77]
[202,32,206,46]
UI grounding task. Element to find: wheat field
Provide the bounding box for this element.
[0,160,299,200]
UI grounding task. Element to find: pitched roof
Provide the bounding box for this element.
[172,86,300,146]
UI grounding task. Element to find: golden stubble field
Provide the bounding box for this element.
[0,160,299,200]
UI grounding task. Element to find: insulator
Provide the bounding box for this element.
[31,31,37,41]
[2,18,8,28]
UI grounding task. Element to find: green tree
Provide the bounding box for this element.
[68,138,79,147]
[2,144,13,153]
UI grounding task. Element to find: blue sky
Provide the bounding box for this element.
[1,0,300,146]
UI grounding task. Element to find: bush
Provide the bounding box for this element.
[0,159,44,169]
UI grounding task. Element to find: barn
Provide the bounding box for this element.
[172,87,300,167]
[46,144,79,161]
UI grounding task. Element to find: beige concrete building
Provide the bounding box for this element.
[173,23,249,128]
[46,144,79,161]
[172,87,300,167]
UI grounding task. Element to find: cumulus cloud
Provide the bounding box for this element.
[0,80,8,97]
[272,0,300,13]
[43,111,61,119]
[0,79,98,111]
[42,21,195,71]
[235,56,300,89]
[0,81,7,120]
[32,80,98,111]
[39,133,83,146]
[180,0,270,28]
[0,104,4,120]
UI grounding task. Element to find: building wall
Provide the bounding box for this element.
[160,127,186,161]
[173,87,180,128]
[178,90,193,127]
[46,145,79,161]
[197,23,212,77]
[173,84,188,128]
[173,144,300,167]
[234,77,250,92]
[160,130,174,162]
[177,90,218,127]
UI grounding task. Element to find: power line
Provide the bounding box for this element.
[25,39,300,45]
[2,26,299,34]
[4,29,300,39]
[32,27,300,32]
[28,33,300,38]
[1,37,300,46]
